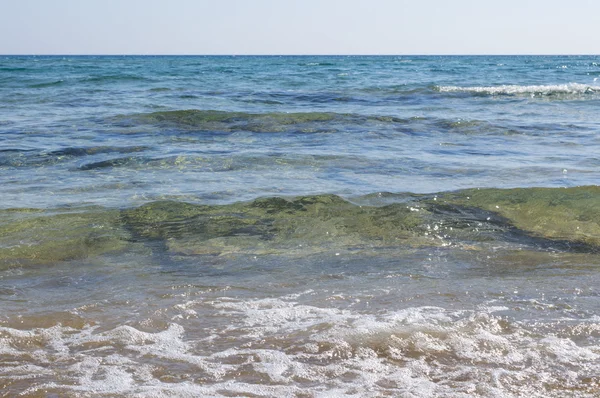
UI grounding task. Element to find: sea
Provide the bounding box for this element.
[1,55,600,397]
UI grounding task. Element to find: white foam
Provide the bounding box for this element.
[2,298,600,397]
[437,83,597,96]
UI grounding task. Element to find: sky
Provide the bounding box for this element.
[1,0,599,55]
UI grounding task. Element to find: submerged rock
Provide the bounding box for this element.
[0,208,130,268]
[121,194,426,256]
[3,186,599,267]
[437,186,600,250]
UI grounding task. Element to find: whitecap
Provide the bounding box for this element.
[437,83,597,96]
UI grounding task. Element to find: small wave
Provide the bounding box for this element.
[83,74,151,83]
[148,87,172,92]
[0,148,33,154]
[298,62,336,66]
[49,146,149,157]
[0,66,28,72]
[240,98,285,105]
[437,83,597,97]
[78,156,148,171]
[29,80,65,88]
[0,146,149,168]
[359,86,432,96]
[78,154,214,171]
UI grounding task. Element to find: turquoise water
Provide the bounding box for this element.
[1,56,600,397]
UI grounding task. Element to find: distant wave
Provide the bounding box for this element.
[436,83,597,96]
[0,67,28,72]
[83,74,152,83]
[298,62,336,66]
[29,80,65,88]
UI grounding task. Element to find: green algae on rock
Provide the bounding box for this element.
[4,186,599,267]
[121,194,427,256]
[436,186,600,250]
[0,208,130,268]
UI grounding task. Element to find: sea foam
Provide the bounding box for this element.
[437,83,597,96]
[4,298,599,397]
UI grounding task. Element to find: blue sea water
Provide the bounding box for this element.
[1,56,600,397]
[2,55,600,208]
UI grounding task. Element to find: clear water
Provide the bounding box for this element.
[1,56,600,397]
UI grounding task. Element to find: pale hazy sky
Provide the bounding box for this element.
[1,0,599,55]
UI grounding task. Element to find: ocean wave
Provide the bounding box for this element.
[0,66,28,72]
[0,148,33,153]
[298,62,336,66]
[359,86,432,95]
[148,87,172,92]
[49,146,149,157]
[29,80,65,88]
[0,146,149,168]
[82,74,153,83]
[78,156,149,171]
[436,83,598,97]
[77,153,222,171]
[2,302,599,397]
[70,152,430,177]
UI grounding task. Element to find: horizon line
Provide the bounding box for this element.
[1,53,599,57]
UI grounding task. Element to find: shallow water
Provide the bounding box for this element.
[1,55,600,397]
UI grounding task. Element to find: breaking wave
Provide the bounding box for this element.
[2,300,599,397]
[436,83,598,97]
